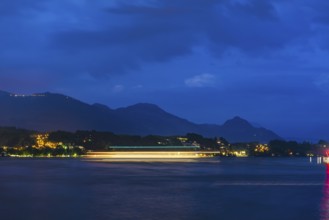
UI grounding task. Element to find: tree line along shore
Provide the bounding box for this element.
[0,127,327,157]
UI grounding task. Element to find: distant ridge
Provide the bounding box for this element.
[0,90,281,142]
[219,116,281,143]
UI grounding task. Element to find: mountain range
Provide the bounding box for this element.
[0,90,281,143]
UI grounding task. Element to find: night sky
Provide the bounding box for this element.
[1,0,329,139]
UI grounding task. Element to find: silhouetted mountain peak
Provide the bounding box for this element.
[223,116,252,128]
[0,89,281,142]
[92,103,111,111]
[123,103,164,112]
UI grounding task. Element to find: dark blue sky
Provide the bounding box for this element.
[0,0,329,139]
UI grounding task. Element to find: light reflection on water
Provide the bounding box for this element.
[0,158,326,220]
[321,165,329,220]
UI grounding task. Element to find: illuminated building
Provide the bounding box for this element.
[254,144,269,153]
[34,133,62,149]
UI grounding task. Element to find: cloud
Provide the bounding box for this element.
[132,84,143,89]
[308,1,329,25]
[111,84,125,93]
[0,0,44,17]
[185,73,216,88]
[314,74,329,92]
[45,0,321,76]
[0,0,328,80]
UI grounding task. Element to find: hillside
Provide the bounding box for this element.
[0,90,281,142]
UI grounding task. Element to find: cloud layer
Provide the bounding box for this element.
[1,0,328,77]
[185,74,216,88]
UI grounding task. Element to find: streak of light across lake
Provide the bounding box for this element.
[84,151,221,162]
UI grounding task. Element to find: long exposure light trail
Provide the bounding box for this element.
[84,151,221,162]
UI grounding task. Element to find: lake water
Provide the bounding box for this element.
[0,158,328,220]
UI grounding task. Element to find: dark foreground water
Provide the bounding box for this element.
[0,158,328,220]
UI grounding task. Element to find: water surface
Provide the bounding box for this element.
[0,158,327,220]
